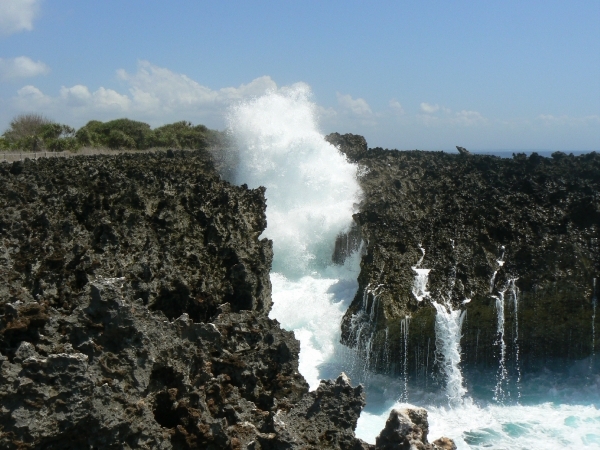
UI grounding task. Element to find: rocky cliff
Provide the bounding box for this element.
[0,150,451,449]
[329,133,600,382]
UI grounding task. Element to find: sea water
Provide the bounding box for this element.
[228,87,600,449]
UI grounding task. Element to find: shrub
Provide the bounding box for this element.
[151,121,208,149]
[76,118,153,149]
[107,129,137,149]
[75,127,100,147]
[38,123,75,141]
[46,137,78,152]
[2,113,51,143]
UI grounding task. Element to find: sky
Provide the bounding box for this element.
[0,0,599,151]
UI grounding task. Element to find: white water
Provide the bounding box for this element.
[412,246,431,302]
[433,301,468,406]
[228,87,600,449]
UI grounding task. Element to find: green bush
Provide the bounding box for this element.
[107,129,137,149]
[75,127,100,147]
[46,137,78,152]
[3,116,221,152]
[2,115,80,152]
[151,121,209,149]
[76,118,153,149]
[38,123,75,141]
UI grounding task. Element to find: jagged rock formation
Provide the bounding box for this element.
[329,134,600,379]
[375,408,456,450]
[0,150,383,449]
[455,146,471,156]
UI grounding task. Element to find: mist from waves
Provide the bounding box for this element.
[228,86,600,449]
[228,84,363,390]
[228,84,361,279]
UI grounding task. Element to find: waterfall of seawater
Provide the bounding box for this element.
[592,278,597,372]
[490,247,521,403]
[229,88,600,448]
[433,301,468,405]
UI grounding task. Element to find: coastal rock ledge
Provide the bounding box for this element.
[0,151,453,449]
[328,133,599,380]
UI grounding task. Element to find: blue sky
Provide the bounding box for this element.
[1,0,598,150]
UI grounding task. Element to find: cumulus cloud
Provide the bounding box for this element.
[9,61,281,127]
[0,56,49,80]
[0,0,41,36]
[336,92,373,117]
[116,61,278,114]
[420,102,440,114]
[59,85,131,110]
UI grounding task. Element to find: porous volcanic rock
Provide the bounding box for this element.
[375,408,456,450]
[329,134,600,378]
[0,150,380,449]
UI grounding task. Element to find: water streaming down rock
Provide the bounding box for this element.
[492,287,508,402]
[346,284,387,384]
[491,256,521,404]
[412,246,431,302]
[399,316,411,402]
[433,301,468,406]
[592,278,597,371]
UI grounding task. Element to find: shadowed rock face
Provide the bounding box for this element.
[329,134,600,377]
[0,150,388,449]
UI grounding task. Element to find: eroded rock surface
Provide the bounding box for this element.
[375,408,456,450]
[0,150,377,449]
[329,134,600,376]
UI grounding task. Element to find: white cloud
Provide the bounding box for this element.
[9,61,281,127]
[0,56,49,80]
[452,110,487,126]
[0,0,41,36]
[59,85,131,110]
[336,92,373,117]
[417,107,487,127]
[389,99,405,115]
[420,102,440,114]
[14,84,50,106]
[116,61,278,114]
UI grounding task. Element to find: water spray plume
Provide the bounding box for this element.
[228,84,362,278]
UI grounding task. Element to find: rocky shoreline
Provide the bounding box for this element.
[328,133,599,382]
[0,150,452,449]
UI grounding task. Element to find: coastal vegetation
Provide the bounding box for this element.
[0,114,224,152]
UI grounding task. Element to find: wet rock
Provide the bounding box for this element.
[375,407,456,450]
[332,135,600,376]
[267,373,369,449]
[325,132,368,162]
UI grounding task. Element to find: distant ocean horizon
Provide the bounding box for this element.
[383,149,599,158]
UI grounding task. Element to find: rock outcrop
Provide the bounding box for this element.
[375,408,456,450]
[329,134,600,380]
[0,150,389,449]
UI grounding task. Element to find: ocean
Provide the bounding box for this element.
[228,86,600,449]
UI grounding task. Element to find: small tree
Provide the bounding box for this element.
[3,113,51,143]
